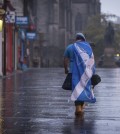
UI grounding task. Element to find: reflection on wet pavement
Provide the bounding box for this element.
[0,68,120,134]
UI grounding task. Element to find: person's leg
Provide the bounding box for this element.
[75,101,84,115]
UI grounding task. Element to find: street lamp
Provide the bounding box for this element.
[0,8,5,33]
[0,8,5,31]
[0,19,3,31]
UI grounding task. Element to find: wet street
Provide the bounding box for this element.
[0,68,120,134]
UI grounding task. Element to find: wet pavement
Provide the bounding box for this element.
[0,68,120,134]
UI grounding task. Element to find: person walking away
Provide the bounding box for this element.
[63,33,96,115]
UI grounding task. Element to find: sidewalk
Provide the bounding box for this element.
[0,68,120,134]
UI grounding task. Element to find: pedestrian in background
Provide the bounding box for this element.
[63,33,96,115]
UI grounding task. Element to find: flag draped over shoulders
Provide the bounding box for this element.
[71,41,96,103]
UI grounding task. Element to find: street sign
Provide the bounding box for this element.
[26,32,36,40]
[15,16,28,25]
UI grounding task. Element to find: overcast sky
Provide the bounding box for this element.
[100,0,120,17]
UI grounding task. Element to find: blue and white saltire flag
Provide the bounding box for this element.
[71,42,96,103]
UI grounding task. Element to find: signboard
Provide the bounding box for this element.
[15,16,28,25]
[5,11,15,23]
[26,32,36,40]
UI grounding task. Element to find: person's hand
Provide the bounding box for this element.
[65,69,69,74]
[64,58,69,74]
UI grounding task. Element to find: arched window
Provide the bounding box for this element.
[75,13,82,32]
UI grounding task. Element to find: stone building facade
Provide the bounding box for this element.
[11,0,101,67]
[34,0,100,67]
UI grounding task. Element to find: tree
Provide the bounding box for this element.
[84,14,106,58]
[83,14,120,59]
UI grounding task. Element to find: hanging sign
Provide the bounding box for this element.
[26,32,36,40]
[5,11,15,23]
[15,16,28,25]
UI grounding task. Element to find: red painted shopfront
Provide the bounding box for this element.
[6,23,14,74]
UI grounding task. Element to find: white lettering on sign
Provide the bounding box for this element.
[26,32,36,40]
[15,16,28,25]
